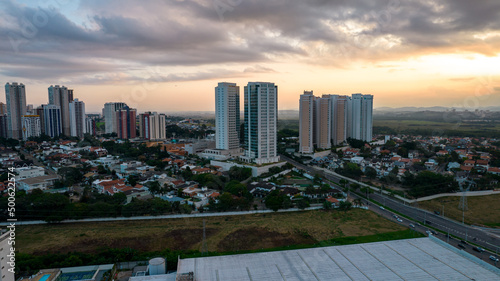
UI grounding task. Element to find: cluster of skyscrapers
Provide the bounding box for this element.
[102,102,166,140]
[3,83,94,141]
[299,92,373,153]
[210,82,279,165]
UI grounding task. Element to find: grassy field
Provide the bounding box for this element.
[17,209,406,255]
[374,119,500,137]
[417,194,500,228]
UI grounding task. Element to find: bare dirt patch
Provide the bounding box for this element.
[217,227,316,252]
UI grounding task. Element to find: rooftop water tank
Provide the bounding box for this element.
[148,257,166,275]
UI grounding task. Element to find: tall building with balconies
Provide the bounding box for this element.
[349,93,373,142]
[5,82,27,139]
[299,91,314,153]
[215,82,240,150]
[43,104,62,138]
[48,85,72,136]
[103,102,127,134]
[69,99,86,138]
[315,95,332,150]
[21,115,41,140]
[139,112,166,140]
[242,82,279,164]
[330,95,348,146]
[115,106,137,139]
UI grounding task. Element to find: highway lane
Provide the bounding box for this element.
[369,192,500,252]
[346,186,500,267]
[280,154,500,258]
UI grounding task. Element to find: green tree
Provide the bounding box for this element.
[127,175,138,187]
[228,166,252,181]
[339,201,352,212]
[146,181,161,194]
[365,167,377,179]
[296,198,310,210]
[347,138,367,149]
[323,200,333,210]
[265,190,286,212]
[217,192,234,211]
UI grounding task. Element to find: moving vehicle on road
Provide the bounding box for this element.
[473,247,485,253]
[409,224,415,228]
[458,244,466,249]
[490,255,499,262]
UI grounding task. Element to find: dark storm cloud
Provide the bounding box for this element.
[0,0,499,82]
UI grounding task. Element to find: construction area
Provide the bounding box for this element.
[176,237,500,280]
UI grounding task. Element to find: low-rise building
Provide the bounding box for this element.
[17,175,59,192]
[15,165,45,180]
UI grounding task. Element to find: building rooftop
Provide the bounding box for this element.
[177,237,499,280]
[18,175,59,185]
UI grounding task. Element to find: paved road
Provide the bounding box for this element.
[280,154,500,267]
[20,149,57,176]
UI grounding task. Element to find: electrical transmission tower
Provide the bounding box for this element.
[458,179,473,224]
[201,219,208,255]
[458,180,473,210]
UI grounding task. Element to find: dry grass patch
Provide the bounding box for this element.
[17,209,405,255]
[417,194,500,228]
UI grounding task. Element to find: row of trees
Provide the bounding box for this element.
[0,189,192,222]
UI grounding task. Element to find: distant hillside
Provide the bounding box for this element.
[375,106,500,112]
[167,110,300,120]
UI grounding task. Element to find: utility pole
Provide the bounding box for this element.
[202,219,208,255]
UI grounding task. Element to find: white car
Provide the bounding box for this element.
[426,230,432,235]
[490,256,499,262]
[397,218,403,223]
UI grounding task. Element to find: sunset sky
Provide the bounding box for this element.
[1,0,500,113]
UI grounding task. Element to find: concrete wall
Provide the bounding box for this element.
[210,160,286,177]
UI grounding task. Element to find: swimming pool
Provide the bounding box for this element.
[39,274,51,281]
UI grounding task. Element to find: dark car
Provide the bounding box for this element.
[473,247,485,253]
[458,244,466,249]
[434,211,440,215]
[461,240,468,245]
[425,221,432,225]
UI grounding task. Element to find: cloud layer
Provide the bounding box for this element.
[0,0,499,84]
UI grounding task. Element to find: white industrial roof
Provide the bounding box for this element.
[177,237,500,281]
